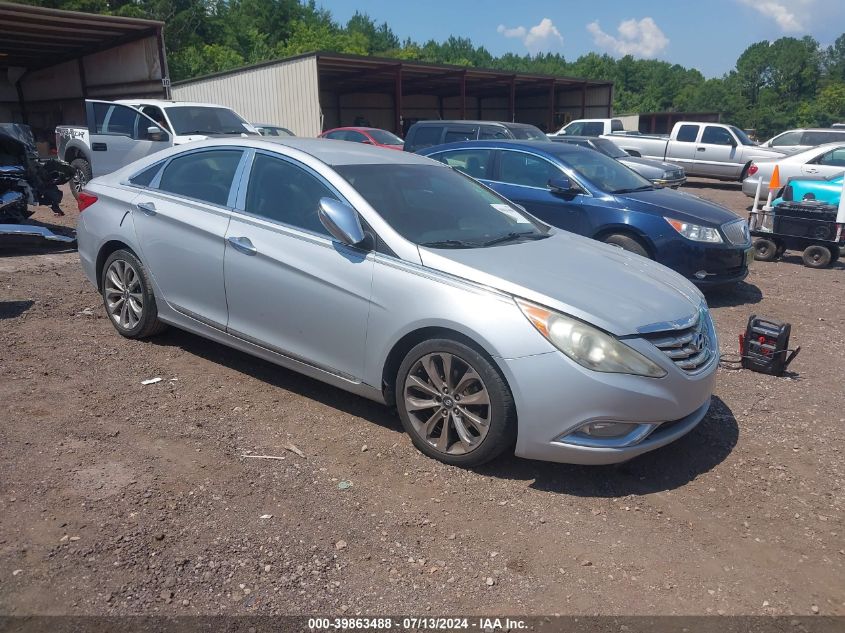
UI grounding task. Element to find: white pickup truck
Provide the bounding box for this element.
[602,121,788,181]
[551,118,625,137]
[56,99,258,190]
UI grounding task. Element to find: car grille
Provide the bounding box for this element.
[722,218,751,246]
[641,312,714,373]
[668,169,684,180]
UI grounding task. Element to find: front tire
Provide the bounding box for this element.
[101,249,167,338]
[753,238,778,262]
[395,339,516,467]
[603,233,650,258]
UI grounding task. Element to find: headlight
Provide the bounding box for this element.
[664,217,723,243]
[515,299,667,378]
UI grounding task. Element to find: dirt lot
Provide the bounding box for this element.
[1,180,843,617]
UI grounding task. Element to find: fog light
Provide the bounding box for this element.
[577,421,638,438]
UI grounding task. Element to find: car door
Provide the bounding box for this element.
[801,146,845,177]
[492,149,588,233]
[86,100,172,177]
[665,123,700,172]
[223,151,374,380]
[131,148,245,329]
[693,125,738,178]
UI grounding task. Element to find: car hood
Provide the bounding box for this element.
[418,231,703,336]
[619,155,681,175]
[615,187,739,226]
[744,146,789,160]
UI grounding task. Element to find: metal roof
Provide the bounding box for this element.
[0,1,163,70]
[173,51,614,95]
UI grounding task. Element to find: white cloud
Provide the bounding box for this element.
[497,18,563,53]
[737,0,808,32]
[586,17,669,58]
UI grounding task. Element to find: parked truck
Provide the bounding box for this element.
[550,118,625,137]
[603,122,788,181]
[56,99,258,191]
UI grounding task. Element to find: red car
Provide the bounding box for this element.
[319,127,404,150]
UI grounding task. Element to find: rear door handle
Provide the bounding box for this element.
[227,236,257,255]
[696,147,706,152]
[136,201,156,216]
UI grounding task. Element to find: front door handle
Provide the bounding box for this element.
[696,147,706,152]
[227,236,257,256]
[805,168,818,174]
[136,201,156,216]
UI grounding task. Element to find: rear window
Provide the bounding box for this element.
[676,124,699,142]
[611,119,624,132]
[444,128,478,144]
[407,125,442,150]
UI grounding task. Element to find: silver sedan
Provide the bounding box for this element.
[76,138,717,466]
[742,142,845,197]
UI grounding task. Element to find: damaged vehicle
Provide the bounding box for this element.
[1,123,74,226]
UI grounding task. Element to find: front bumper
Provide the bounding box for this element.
[742,176,772,198]
[657,239,752,287]
[0,223,76,247]
[653,176,687,189]
[500,343,717,465]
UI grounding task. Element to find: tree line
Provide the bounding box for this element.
[19,0,845,138]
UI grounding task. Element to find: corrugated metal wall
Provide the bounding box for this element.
[172,57,321,136]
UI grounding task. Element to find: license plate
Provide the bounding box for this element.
[745,246,755,266]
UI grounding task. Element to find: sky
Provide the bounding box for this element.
[321,0,845,78]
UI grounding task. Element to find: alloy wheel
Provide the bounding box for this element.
[104,259,144,330]
[403,352,491,455]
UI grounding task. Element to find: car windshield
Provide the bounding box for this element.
[558,148,653,194]
[165,106,256,135]
[591,138,629,158]
[730,126,756,146]
[335,164,548,248]
[509,126,547,140]
[368,129,404,145]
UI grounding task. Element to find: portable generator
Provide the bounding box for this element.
[739,315,800,376]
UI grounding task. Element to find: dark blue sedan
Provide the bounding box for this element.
[419,140,753,286]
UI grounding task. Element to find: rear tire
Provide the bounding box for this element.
[753,238,778,262]
[101,249,167,338]
[603,233,650,258]
[70,158,92,194]
[801,245,832,269]
[395,338,516,467]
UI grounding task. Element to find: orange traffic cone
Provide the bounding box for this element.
[769,165,781,190]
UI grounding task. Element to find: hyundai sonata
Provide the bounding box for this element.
[76,138,717,466]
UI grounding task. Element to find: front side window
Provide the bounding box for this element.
[676,124,699,143]
[498,151,562,189]
[560,148,653,194]
[581,122,604,137]
[701,126,735,146]
[803,131,845,146]
[141,106,170,132]
[431,149,493,179]
[244,154,337,235]
[164,106,253,136]
[157,150,243,206]
[816,147,845,167]
[562,122,583,135]
[336,163,546,248]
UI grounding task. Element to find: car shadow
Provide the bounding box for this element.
[149,327,404,434]
[0,299,34,319]
[703,280,763,307]
[474,395,738,497]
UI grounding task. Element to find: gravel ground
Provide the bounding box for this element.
[0,180,843,617]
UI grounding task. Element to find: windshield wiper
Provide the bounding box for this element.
[612,185,654,194]
[482,231,546,246]
[181,129,221,135]
[420,239,480,249]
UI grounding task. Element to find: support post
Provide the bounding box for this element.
[77,58,88,99]
[509,76,515,122]
[548,80,556,134]
[15,81,27,125]
[460,70,466,120]
[394,66,402,135]
[581,82,587,119]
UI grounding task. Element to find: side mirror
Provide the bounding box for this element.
[318,198,366,246]
[548,176,577,194]
[147,126,167,142]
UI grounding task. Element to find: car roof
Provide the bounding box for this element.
[549,136,600,143]
[173,137,436,166]
[114,99,226,108]
[411,120,536,129]
[420,139,584,158]
[323,127,387,133]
